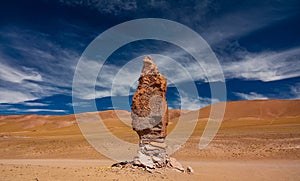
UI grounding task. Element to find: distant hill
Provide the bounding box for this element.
[0,100,299,132]
[199,99,300,120]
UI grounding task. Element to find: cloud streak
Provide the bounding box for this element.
[0,27,79,104]
[73,44,300,101]
[0,89,37,103]
[0,0,299,114]
[6,108,67,113]
[170,92,220,110]
[223,47,300,82]
[234,92,269,100]
[290,84,300,99]
[0,61,42,83]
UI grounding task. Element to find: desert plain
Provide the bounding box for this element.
[0,99,300,180]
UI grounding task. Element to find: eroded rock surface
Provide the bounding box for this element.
[131,56,169,168]
[111,56,191,173]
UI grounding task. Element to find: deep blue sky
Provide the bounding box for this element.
[0,0,299,115]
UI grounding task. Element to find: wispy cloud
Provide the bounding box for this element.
[57,0,299,46]
[74,52,224,100]
[290,84,300,99]
[201,2,298,44]
[0,61,42,83]
[0,27,79,104]
[7,108,67,113]
[234,92,269,100]
[158,46,300,83]
[74,44,300,101]
[180,96,220,110]
[22,102,49,106]
[25,109,66,113]
[58,0,138,15]
[170,92,220,110]
[1,0,299,114]
[0,89,37,103]
[223,47,300,82]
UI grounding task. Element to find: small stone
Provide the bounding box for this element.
[138,151,155,168]
[169,157,185,172]
[187,166,194,174]
[111,161,129,168]
[145,167,154,173]
[150,142,167,148]
[153,138,165,143]
[133,157,142,166]
[151,127,162,131]
[123,164,133,169]
[152,156,162,162]
[145,144,159,151]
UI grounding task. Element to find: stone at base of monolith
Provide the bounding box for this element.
[167,157,185,172]
[134,138,167,168]
[111,157,192,174]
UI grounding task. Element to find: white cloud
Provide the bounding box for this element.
[22,102,49,106]
[74,52,224,100]
[75,45,300,101]
[0,28,79,104]
[5,43,78,88]
[234,92,269,100]
[0,61,42,83]
[0,89,37,103]
[290,84,300,99]
[170,91,220,110]
[1,1,299,109]
[152,52,224,83]
[57,0,297,49]
[180,96,219,110]
[223,47,300,82]
[202,7,294,45]
[25,109,66,113]
[7,108,66,113]
[72,59,115,100]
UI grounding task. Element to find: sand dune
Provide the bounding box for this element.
[1,99,299,130]
[199,99,300,120]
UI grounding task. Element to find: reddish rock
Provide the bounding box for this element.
[131,56,169,167]
[131,56,169,138]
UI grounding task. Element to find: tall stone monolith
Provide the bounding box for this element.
[131,56,169,168]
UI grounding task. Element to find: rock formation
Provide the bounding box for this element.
[131,56,169,168]
[112,56,190,173]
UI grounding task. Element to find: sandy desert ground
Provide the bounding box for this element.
[0,100,300,180]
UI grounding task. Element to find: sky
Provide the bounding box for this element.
[0,0,299,115]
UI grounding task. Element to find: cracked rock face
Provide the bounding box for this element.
[131,56,169,168]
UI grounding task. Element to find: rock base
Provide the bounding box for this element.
[111,157,192,174]
[133,138,167,168]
